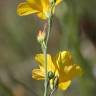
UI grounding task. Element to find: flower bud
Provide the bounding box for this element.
[50,76,58,90]
[48,71,55,80]
[53,76,58,89]
[37,30,45,43]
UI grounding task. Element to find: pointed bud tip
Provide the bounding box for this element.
[37,30,45,43]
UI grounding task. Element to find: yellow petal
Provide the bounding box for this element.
[27,0,42,4]
[64,64,82,80]
[56,51,73,70]
[35,54,45,67]
[35,54,55,72]
[41,0,49,11]
[27,0,42,11]
[17,2,39,16]
[37,12,48,20]
[32,69,44,80]
[58,80,71,90]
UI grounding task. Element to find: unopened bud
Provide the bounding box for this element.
[50,76,58,90]
[48,71,55,80]
[37,30,45,43]
[53,76,58,89]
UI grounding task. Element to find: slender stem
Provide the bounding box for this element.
[43,12,52,96]
[46,16,52,45]
[46,4,54,45]
[43,2,55,96]
[43,43,48,96]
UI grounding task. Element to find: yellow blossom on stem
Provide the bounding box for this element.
[32,51,82,90]
[17,0,62,19]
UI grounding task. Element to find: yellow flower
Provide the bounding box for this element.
[17,0,62,19]
[32,51,82,90]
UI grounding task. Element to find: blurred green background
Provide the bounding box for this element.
[0,0,96,96]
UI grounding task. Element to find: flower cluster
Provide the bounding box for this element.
[32,51,82,90]
[17,0,82,94]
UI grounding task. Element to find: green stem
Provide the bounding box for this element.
[44,47,48,96]
[43,10,52,96]
[44,10,52,96]
[43,2,55,96]
[46,4,54,45]
[43,42,48,96]
[46,16,52,45]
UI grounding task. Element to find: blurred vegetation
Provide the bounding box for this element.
[0,0,96,96]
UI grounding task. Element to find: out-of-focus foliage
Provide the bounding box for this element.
[0,0,96,96]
